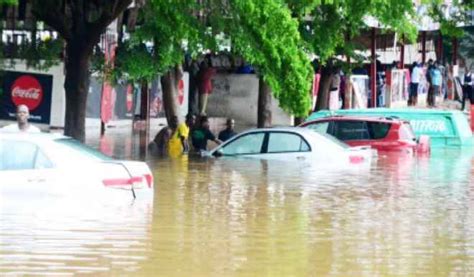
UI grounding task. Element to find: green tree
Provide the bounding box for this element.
[2,0,134,141]
[114,0,313,126]
[427,1,474,64]
[29,0,134,142]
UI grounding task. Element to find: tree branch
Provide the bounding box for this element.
[32,2,72,39]
[86,0,133,46]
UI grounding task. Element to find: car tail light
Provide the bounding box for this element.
[103,176,144,188]
[144,174,153,188]
[349,155,365,164]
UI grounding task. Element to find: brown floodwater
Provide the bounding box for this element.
[1,131,474,276]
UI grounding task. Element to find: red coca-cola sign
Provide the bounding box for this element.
[11,75,43,111]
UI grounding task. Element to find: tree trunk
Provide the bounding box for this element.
[258,78,272,128]
[140,81,149,120]
[314,66,333,111]
[64,44,92,142]
[161,65,183,125]
[293,117,304,126]
[344,74,352,109]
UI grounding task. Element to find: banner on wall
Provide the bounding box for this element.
[149,73,189,119]
[86,74,189,121]
[100,32,117,124]
[0,71,53,124]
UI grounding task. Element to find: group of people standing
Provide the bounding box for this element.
[149,115,237,158]
[408,60,444,107]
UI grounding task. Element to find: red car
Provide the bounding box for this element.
[300,116,430,154]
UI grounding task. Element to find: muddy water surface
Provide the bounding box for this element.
[1,133,474,276]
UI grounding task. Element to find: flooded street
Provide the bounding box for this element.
[1,131,474,275]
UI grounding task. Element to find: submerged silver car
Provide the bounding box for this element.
[206,127,373,166]
[0,133,153,202]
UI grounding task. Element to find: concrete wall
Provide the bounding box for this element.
[0,65,291,131]
[206,74,292,128]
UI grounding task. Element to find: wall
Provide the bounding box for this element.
[206,74,292,128]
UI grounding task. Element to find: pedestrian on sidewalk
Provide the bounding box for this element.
[427,62,442,107]
[328,68,341,110]
[462,66,474,111]
[1,105,40,133]
[409,62,422,106]
[198,56,217,116]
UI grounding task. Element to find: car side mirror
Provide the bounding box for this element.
[213,150,223,157]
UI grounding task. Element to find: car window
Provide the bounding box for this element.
[35,149,54,169]
[367,122,391,139]
[267,132,310,153]
[305,122,329,134]
[399,123,416,140]
[220,133,265,155]
[333,121,370,141]
[0,140,52,170]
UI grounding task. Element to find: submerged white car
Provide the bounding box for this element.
[206,127,373,166]
[0,133,153,202]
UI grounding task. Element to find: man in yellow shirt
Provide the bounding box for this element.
[168,116,190,157]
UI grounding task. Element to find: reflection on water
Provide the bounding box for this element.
[1,133,474,276]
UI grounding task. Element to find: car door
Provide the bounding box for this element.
[215,132,266,157]
[0,139,56,203]
[259,131,311,161]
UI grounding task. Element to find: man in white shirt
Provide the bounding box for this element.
[409,62,422,106]
[1,104,41,133]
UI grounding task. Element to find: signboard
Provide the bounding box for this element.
[350,75,369,108]
[0,71,53,124]
[390,69,408,102]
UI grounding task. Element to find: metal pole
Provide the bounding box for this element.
[452,37,458,66]
[400,35,405,69]
[437,32,443,62]
[371,27,377,108]
[422,31,426,64]
[100,34,106,136]
[139,82,150,160]
[345,55,352,109]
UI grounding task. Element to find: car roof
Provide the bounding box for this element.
[0,132,69,142]
[237,127,318,137]
[303,115,407,124]
[209,126,349,154]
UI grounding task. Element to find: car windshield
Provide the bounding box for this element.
[53,138,113,161]
[305,122,330,133]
